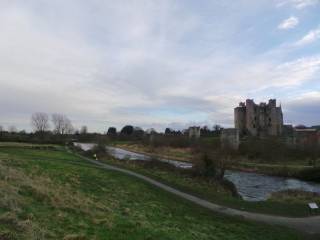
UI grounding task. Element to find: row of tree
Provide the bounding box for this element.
[0,125,19,134]
[105,125,223,137]
[31,112,74,134]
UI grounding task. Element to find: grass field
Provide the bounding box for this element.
[0,144,308,239]
[100,156,320,218]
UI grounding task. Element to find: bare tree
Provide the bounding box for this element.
[64,117,74,134]
[31,112,50,133]
[51,114,74,135]
[0,125,3,137]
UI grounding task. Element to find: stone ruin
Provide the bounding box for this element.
[188,126,201,139]
[234,99,283,137]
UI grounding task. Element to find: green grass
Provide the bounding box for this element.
[0,145,308,239]
[99,156,319,218]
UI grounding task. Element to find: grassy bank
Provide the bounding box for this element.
[112,141,320,182]
[234,161,320,182]
[96,155,319,218]
[0,144,308,239]
[111,142,193,162]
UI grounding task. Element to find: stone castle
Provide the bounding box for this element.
[221,98,319,149]
[234,99,283,137]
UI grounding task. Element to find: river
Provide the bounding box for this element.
[74,142,320,201]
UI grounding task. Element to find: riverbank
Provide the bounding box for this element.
[111,142,320,182]
[73,143,320,217]
[110,142,193,162]
[101,157,320,217]
[0,143,307,239]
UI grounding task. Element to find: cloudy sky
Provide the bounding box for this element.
[0,0,320,132]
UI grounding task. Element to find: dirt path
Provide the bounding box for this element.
[77,154,320,235]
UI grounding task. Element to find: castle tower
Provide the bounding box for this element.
[234,102,246,135]
[245,99,258,136]
[234,99,283,137]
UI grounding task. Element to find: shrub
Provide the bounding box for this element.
[192,146,235,180]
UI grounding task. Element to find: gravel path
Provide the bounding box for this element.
[78,154,320,235]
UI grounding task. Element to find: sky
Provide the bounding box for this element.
[0,0,320,132]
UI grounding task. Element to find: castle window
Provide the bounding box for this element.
[253,124,256,128]
[269,118,271,122]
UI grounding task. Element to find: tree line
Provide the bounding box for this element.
[31,112,74,135]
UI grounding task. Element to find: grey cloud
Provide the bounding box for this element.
[284,93,320,125]
[0,0,319,132]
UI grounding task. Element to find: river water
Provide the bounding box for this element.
[74,143,320,201]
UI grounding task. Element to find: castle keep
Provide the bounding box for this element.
[234,99,283,137]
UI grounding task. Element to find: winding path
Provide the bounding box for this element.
[77,154,320,235]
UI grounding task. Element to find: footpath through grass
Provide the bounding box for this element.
[0,144,309,239]
[100,156,320,218]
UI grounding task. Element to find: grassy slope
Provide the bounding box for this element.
[101,158,320,217]
[0,145,306,240]
[107,142,320,217]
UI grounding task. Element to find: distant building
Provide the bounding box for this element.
[188,126,201,139]
[234,99,283,137]
[221,128,240,150]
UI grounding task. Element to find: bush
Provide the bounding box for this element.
[91,143,107,155]
[192,146,235,180]
[192,152,217,178]
[83,142,112,160]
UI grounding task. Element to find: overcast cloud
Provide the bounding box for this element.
[0,0,320,132]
